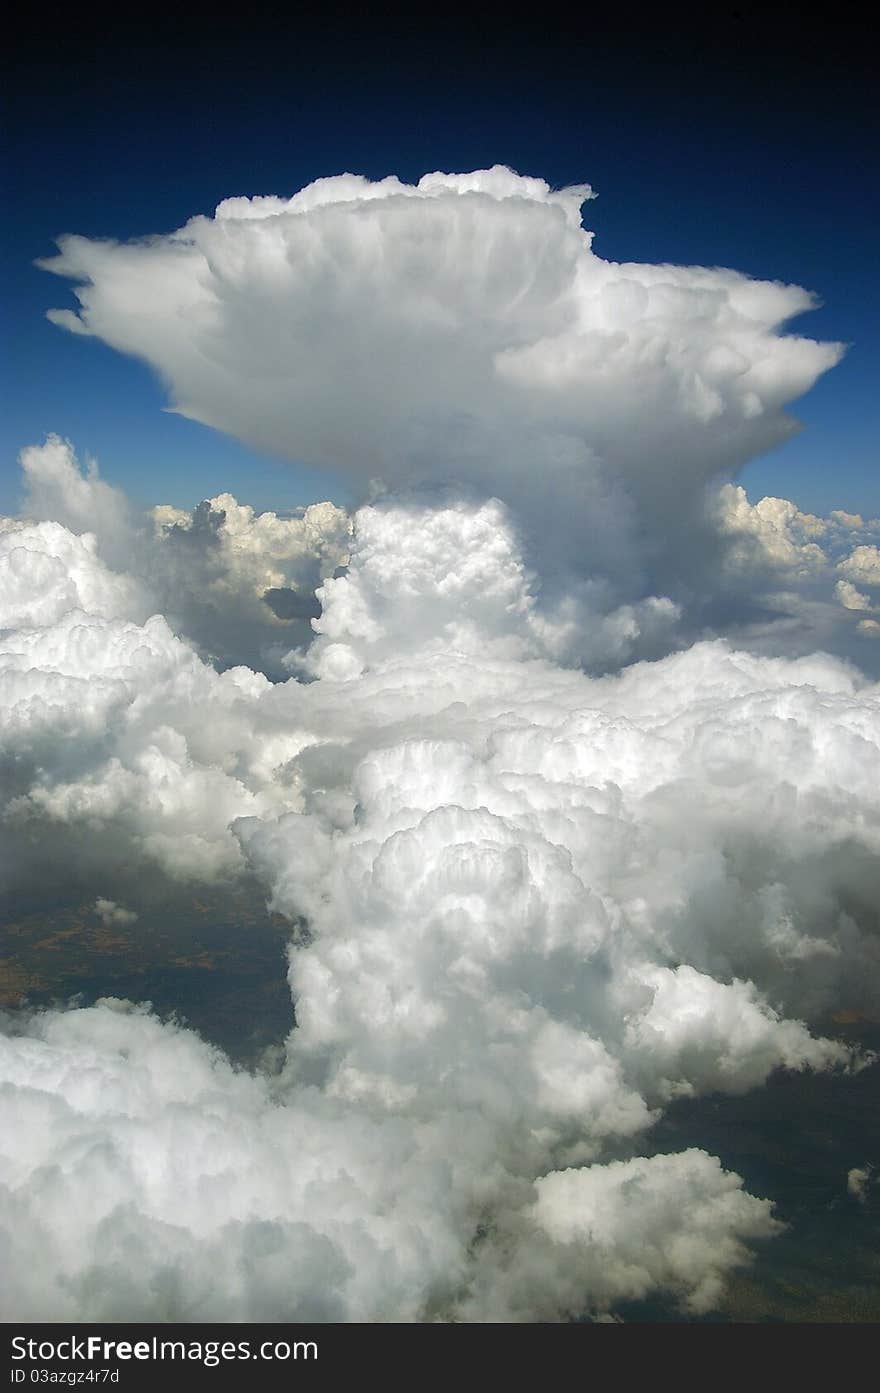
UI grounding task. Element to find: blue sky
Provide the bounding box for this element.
[3,8,877,518]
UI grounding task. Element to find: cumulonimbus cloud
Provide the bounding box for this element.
[38,167,843,614]
[1,168,876,1321]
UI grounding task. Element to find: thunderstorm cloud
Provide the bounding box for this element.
[0,169,877,1321]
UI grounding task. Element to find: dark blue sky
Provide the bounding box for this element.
[3,6,877,516]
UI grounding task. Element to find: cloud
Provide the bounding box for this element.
[710,485,880,670]
[0,1002,779,1322]
[836,580,872,612]
[292,491,680,678]
[846,1165,876,1203]
[2,167,876,1321]
[40,168,839,502]
[151,492,349,606]
[147,490,350,675]
[15,437,351,678]
[94,898,138,928]
[716,484,829,575]
[839,545,880,588]
[0,510,280,887]
[38,168,843,634]
[465,1150,780,1321]
[0,516,141,633]
[3,481,875,1320]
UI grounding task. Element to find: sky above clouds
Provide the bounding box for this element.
[1,6,878,1324]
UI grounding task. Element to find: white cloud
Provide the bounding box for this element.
[40,169,838,501]
[290,492,681,678]
[19,435,134,557]
[710,485,880,668]
[148,490,351,674]
[15,437,351,677]
[835,579,872,612]
[3,488,876,1318]
[622,965,849,1100]
[1,486,876,1320]
[2,166,876,1321]
[94,898,138,927]
[0,1002,783,1322]
[38,168,843,626]
[464,1150,780,1320]
[846,1165,875,1203]
[0,516,283,883]
[716,484,828,575]
[0,517,141,633]
[150,491,350,611]
[839,545,880,588]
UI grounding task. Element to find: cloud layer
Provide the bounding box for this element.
[2,473,876,1320]
[0,1002,780,1321]
[1,169,876,1321]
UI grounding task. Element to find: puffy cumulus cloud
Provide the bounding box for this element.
[846,1165,876,1203]
[94,898,137,928]
[148,490,350,674]
[294,493,678,678]
[0,514,289,887]
[0,1001,462,1321]
[38,167,843,623]
[0,1004,777,1322]
[1,484,877,1319]
[710,485,880,670]
[839,544,880,588]
[0,517,142,633]
[300,494,545,674]
[13,437,351,677]
[19,435,135,567]
[33,439,880,681]
[239,545,873,1150]
[836,579,872,612]
[716,485,829,575]
[622,966,849,1100]
[152,492,349,607]
[464,1150,780,1321]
